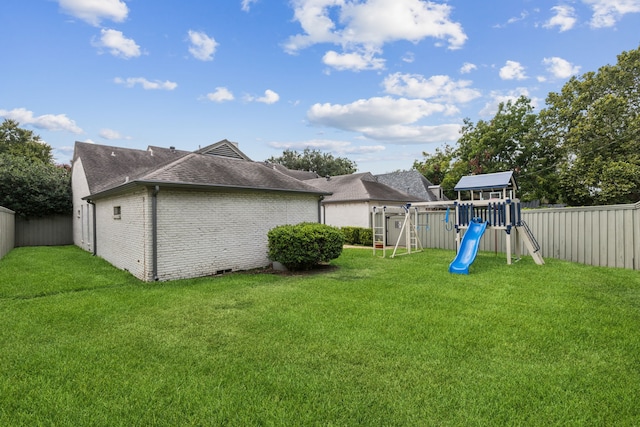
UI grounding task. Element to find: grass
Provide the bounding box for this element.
[1,246,639,426]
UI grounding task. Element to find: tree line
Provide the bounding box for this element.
[413,45,640,206]
[0,119,72,218]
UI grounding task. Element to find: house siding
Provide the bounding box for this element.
[154,189,319,281]
[95,189,151,280]
[71,157,93,252]
[322,202,371,228]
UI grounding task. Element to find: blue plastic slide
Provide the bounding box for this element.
[448,219,488,274]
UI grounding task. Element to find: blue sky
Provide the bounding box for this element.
[1,0,639,174]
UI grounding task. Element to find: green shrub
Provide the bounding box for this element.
[268,222,344,271]
[359,228,373,246]
[341,226,372,246]
[341,226,359,245]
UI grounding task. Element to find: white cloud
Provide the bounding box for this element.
[114,77,178,90]
[306,96,461,143]
[507,11,529,24]
[544,5,577,32]
[308,97,446,128]
[479,88,535,117]
[493,10,529,28]
[401,52,415,63]
[187,30,218,61]
[205,87,235,102]
[0,108,83,134]
[268,139,386,155]
[322,50,385,71]
[583,0,640,28]
[246,89,280,104]
[284,0,467,70]
[241,0,259,12]
[499,60,527,80]
[360,123,461,143]
[383,73,481,104]
[543,56,581,79]
[92,29,141,59]
[460,62,477,74]
[58,0,128,26]
[99,128,130,140]
[53,145,75,164]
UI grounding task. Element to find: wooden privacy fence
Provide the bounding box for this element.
[0,206,15,260]
[15,215,73,247]
[413,201,640,270]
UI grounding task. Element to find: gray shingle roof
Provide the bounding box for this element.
[73,142,188,194]
[306,172,424,203]
[375,170,444,201]
[74,141,329,198]
[140,153,326,194]
[454,171,516,191]
[268,163,320,181]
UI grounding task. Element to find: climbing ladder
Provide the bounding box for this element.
[371,206,387,257]
[391,205,423,258]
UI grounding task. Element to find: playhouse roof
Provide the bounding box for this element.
[454,171,517,192]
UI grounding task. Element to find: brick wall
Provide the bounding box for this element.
[155,189,319,281]
[95,189,151,280]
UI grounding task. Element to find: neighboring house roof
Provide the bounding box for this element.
[306,172,425,203]
[375,170,444,202]
[268,163,320,181]
[73,140,330,199]
[454,171,517,192]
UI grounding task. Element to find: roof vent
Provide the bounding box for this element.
[203,144,244,159]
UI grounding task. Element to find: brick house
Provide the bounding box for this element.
[71,140,329,281]
[305,172,426,229]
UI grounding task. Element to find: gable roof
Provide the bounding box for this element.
[73,142,188,194]
[454,171,517,192]
[306,172,424,203]
[73,140,330,199]
[195,139,251,161]
[375,170,444,202]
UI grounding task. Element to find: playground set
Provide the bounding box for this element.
[371,171,544,274]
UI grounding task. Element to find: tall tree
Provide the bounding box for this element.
[267,148,357,176]
[0,119,54,163]
[0,154,71,217]
[412,143,459,199]
[0,120,71,217]
[451,96,543,201]
[542,45,640,205]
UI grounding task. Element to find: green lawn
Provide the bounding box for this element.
[1,246,639,426]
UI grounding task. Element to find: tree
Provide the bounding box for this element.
[412,143,457,198]
[0,119,54,163]
[0,154,72,217]
[448,97,546,201]
[412,143,455,186]
[542,45,640,205]
[267,148,357,176]
[0,120,71,217]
